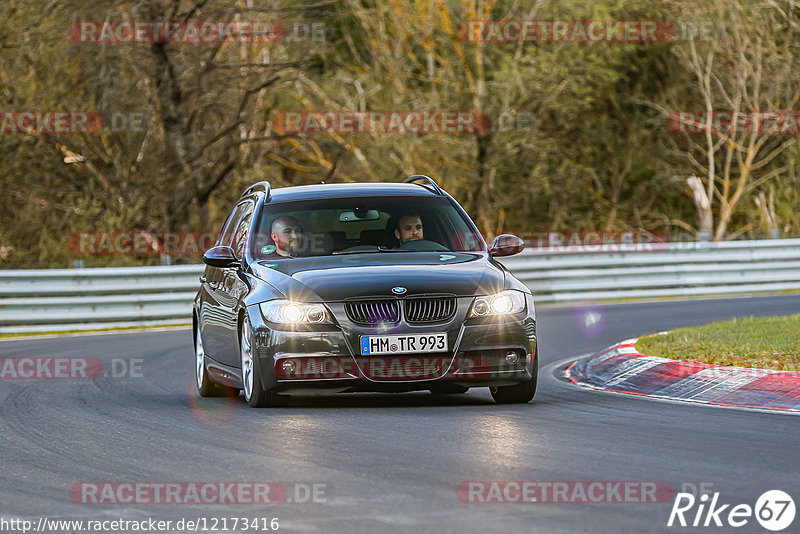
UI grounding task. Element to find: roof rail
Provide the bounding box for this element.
[402,175,445,196]
[241,181,271,200]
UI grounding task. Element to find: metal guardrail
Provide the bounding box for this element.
[1,239,799,333]
[0,265,202,334]
[500,238,800,302]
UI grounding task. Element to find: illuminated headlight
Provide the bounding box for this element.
[260,300,332,324]
[469,290,526,318]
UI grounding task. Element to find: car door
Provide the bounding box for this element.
[214,200,255,367]
[200,203,245,364]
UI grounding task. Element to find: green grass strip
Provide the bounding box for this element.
[635,314,800,371]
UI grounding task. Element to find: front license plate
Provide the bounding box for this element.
[360,333,448,355]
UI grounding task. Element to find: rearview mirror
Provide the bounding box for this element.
[489,234,525,257]
[339,209,380,222]
[203,246,240,268]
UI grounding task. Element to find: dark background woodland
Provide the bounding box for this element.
[2,0,799,267]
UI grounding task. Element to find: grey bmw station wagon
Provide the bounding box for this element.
[194,175,537,407]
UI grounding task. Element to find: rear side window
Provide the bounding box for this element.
[232,202,254,258]
[217,204,245,247]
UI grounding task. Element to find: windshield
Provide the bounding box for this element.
[250,195,485,259]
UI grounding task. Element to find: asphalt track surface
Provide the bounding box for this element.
[1,295,800,534]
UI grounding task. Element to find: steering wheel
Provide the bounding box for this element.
[398,239,449,251]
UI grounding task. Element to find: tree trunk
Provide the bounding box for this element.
[687,176,713,239]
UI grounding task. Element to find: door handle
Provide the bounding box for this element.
[199,276,207,283]
[209,282,218,290]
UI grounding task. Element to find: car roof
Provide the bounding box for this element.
[266,182,442,203]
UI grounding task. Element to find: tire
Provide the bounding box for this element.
[429,385,469,394]
[490,355,538,404]
[240,314,287,408]
[195,322,236,398]
[490,379,536,404]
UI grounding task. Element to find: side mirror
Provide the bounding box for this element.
[489,234,525,257]
[203,246,240,268]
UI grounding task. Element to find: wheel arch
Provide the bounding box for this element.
[192,308,199,350]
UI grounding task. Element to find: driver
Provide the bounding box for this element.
[394,213,424,245]
[266,216,305,257]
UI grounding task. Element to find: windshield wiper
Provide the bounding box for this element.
[331,247,419,255]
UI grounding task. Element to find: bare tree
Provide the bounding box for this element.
[655,0,800,239]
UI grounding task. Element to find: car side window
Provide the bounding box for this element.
[232,201,254,259]
[217,204,245,247]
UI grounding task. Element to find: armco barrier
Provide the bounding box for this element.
[500,238,800,301]
[1,239,799,333]
[0,265,203,334]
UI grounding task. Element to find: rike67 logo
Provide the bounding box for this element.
[668,489,795,531]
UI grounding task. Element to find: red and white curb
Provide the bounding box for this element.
[565,338,800,412]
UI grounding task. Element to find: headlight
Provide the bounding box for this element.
[469,290,526,318]
[260,300,332,324]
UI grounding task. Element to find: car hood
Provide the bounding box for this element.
[250,252,506,301]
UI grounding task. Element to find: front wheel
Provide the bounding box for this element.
[240,314,287,408]
[490,355,538,404]
[490,379,537,404]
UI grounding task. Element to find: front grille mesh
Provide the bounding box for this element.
[345,297,456,324]
[345,300,400,324]
[405,297,456,323]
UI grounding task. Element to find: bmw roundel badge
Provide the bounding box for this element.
[391,287,407,295]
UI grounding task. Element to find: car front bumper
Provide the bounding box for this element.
[247,295,537,394]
